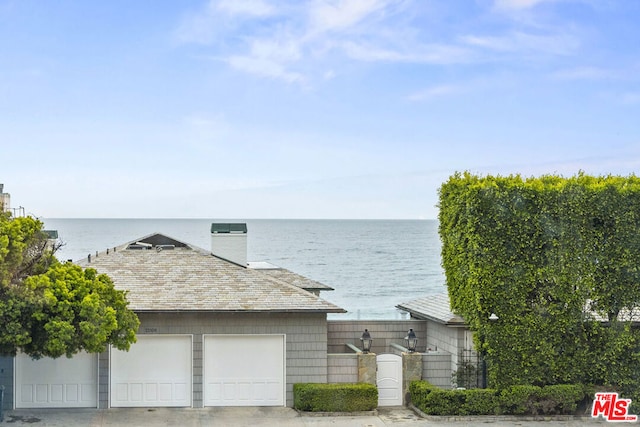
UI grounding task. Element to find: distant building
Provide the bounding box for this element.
[0,183,10,212]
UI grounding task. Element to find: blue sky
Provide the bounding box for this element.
[1,0,639,219]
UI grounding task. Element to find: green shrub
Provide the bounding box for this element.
[410,381,585,416]
[293,383,377,412]
[535,384,585,415]
[422,389,466,415]
[408,380,437,409]
[499,385,541,415]
[461,388,499,415]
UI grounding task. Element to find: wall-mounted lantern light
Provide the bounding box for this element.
[360,329,372,353]
[489,313,499,321]
[405,328,418,352]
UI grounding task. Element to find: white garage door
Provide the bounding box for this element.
[204,335,285,406]
[111,335,192,407]
[16,352,97,408]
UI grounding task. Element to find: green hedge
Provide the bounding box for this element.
[293,383,378,412]
[439,173,640,390]
[410,381,586,416]
[408,380,438,410]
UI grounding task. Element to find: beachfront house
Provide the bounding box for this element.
[0,223,479,412]
[0,224,345,409]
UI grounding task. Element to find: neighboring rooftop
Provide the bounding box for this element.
[396,293,466,326]
[397,293,640,326]
[76,233,345,314]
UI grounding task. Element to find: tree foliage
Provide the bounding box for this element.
[0,212,139,358]
[438,172,640,395]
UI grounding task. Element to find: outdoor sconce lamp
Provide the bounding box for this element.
[360,329,372,353]
[489,313,499,321]
[405,328,418,352]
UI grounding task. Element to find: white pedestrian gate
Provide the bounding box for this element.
[376,354,403,406]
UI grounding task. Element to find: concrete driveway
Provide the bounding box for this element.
[1,407,607,426]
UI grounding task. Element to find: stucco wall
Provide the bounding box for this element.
[327,320,427,354]
[99,312,328,408]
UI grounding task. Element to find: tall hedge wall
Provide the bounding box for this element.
[438,173,640,396]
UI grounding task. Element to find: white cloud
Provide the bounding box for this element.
[249,37,302,63]
[174,0,276,44]
[226,55,305,83]
[309,0,389,33]
[493,0,557,10]
[406,84,462,101]
[341,41,472,64]
[552,66,612,80]
[225,37,305,83]
[461,31,579,56]
[174,1,477,83]
[174,0,430,82]
[461,35,514,51]
[174,0,583,85]
[215,0,275,17]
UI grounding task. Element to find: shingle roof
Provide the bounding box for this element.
[247,261,334,292]
[396,293,466,325]
[76,233,345,313]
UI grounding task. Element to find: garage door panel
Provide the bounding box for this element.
[204,335,285,406]
[110,335,192,407]
[16,352,98,408]
[51,385,64,402]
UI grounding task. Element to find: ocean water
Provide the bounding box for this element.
[42,218,446,319]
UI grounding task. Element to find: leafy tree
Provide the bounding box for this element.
[0,212,139,358]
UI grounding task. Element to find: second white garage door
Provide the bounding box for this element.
[110,335,192,407]
[204,335,285,406]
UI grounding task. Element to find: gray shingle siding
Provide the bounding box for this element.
[97,312,328,408]
[327,354,358,383]
[422,352,452,389]
[327,320,426,354]
[0,356,13,410]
